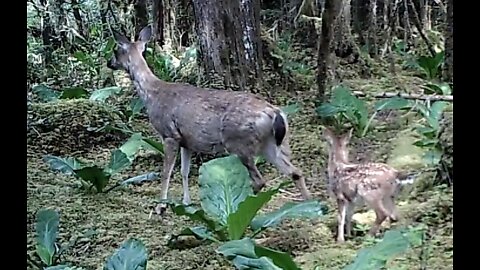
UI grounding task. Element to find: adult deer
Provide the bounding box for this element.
[107,25,311,215]
[323,127,415,242]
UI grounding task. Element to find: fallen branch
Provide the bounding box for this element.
[352,91,453,101]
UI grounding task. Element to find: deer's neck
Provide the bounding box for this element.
[327,148,352,179]
[128,56,164,104]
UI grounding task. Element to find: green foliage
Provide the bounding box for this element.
[32,84,123,103]
[104,238,148,270]
[166,155,324,269]
[35,209,60,267]
[217,238,300,270]
[316,85,369,136]
[417,51,445,80]
[343,227,424,270]
[125,97,146,122]
[43,132,163,192]
[422,82,452,95]
[145,46,198,82]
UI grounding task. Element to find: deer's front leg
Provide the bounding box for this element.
[337,198,347,243]
[180,147,192,205]
[155,138,179,215]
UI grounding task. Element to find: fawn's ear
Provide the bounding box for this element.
[112,30,130,48]
[342,128,354,143]
[138,25,153,43]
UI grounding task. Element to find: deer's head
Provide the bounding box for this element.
[107,25,153,71]
[323,127,353,164]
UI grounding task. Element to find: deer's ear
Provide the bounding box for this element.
[112,30,130,47]
[138,25,153,43]
[342,128,354,142]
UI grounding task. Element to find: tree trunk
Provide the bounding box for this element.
[367,0,378,57]
[39,0,54,66]
[443,0,453,83]
[152,0,165,46]
[71,0,85,36]
[133,0,149,39]
[317,0,342,103]
[192,0,263,92]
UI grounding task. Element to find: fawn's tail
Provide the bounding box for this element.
[395,171,419,185]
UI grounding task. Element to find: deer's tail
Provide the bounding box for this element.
[395,171,418,185]
[272,110,287,146]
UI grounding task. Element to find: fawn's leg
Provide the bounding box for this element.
[345,201,355,237]
[180,147,192,205]
[155,138,179,215]
[239,156,266,193]
[262,140,311,200]
[337,198,348,243]
[383,195,400,222]
[366,198,389,236]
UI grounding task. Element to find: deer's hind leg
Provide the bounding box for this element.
[262,139,311,200]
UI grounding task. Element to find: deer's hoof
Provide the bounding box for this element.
[155,203,168,216]
[253,182,266,194]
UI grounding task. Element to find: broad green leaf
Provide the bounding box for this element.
[417,51,444,79]
[352,97,369,130]
[423,82,452,95]
[60,87,89,99]
[74,166,110,192]
[227,182,286,240]
[344,228,412,270]
[255,245,301,270]
[374,97,412,111]
[89,87,122,102]
[427,101,448,130]
[413,138,438,148]
[43,155,84,175]
[414,126,437,136]
[32,84,60,102]
[35,209,59,266]
[168,203,221,235]
[316,103,341,117]
[119,133,145,160]
[106,150,131,175]
[121,172,160,186]
[250,200,324,231]
[45,266,84,270]
[129,97,145,117]
[142,138,164,155]
[217,238,294,270]
[423,149,442,166]
[168,226,219,246]
[199,155,253,226]
[281,104,300,116]
[104,238,148,270]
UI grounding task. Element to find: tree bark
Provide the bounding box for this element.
[443,0,453,83]
[71,0,85,36]
[133,0,149,39]
[317,0,342,103]
[152,0,165,46]
[192,0,263,92]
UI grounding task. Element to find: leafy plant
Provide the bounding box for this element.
[165,155,325,269]
[104,238,148,270]
[416,51,445,80]
[35,209,60,267]
[316,85,369,136]
[411,100,449,166]
[343,227,424,270]
[43,133,163,193]
[31,84,122,103]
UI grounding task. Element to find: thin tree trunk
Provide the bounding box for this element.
[133,0,149,39]
[317,0,342,102]
[367,0,378,57]
[71,0,85,36]
[152,0,165,46]
[192,0,263,92]
[443,0,453,83]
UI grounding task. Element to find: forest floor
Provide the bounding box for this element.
[27,57,453,269]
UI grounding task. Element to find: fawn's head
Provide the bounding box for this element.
[107,25,153,71]
[323,127,353,163]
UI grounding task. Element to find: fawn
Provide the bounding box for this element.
[106,25,311,215]
[323,127,415,243]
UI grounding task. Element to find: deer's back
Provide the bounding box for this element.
[146,83,280,154]
[333,163,399,201]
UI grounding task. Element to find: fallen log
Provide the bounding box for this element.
[352,91,453,102]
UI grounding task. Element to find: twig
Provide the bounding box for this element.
[408,0,436,57]
[351,91,453,101]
